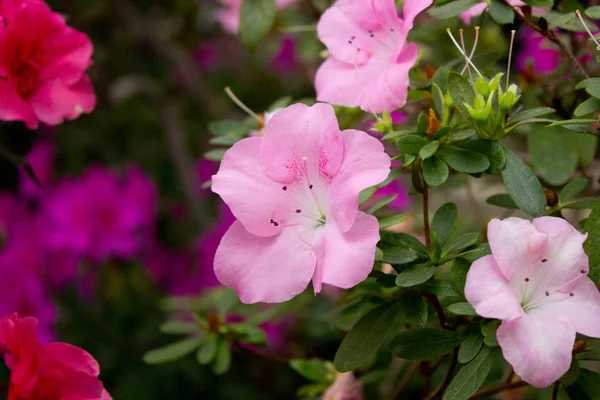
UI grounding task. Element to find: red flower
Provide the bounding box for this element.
[0,314,111,400]
[0,1,95,128]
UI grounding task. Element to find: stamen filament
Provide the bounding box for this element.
[446,29,484,78]
[575,10,600,50]
[506,30,516,92]
[459,29,472,80]
[460,26,480,75]
[224,87,261,122]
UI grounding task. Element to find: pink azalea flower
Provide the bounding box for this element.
[0,313,111,400]
[215,0,301,34]
[0,1,95,129]
[465,217,600,388]
[315,0,432,113]
[44,165,157,262]
[322,372,364,400]
[20,140,54,199]
[461,0,547,24]
[212,103,390,303]
[516,27,560,74]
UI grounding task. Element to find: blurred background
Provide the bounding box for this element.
[0,0,598,399]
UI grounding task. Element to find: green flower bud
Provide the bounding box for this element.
[488,73,504,93]
[475,77,491,99]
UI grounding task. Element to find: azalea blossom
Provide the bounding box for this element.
[216,0,300,34]
[212,103,390,303]
[322,372,364,400]
[0,0,95,128]
[0,313,111,400]
[465,217,600,387]
[315,0,432,113]
[461,0,547,24]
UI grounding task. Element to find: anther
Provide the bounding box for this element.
[295,209,301,213]
[273,222,279,227]
[269,219,274,223]
[525,278,530,282]
[348,40,352,44]
[570,293,574,297]
[541,259,547,263]
[282,186,287,191]
[309,184,313,189]
[545,291,550,296]
[581,269,587,273]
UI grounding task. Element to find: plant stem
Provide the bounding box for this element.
[386,361,420,400]
[552,382,560,400]
[423,182,431,251]
[506,2,590,79]
[423,349,458,400]
[470,380,528,399]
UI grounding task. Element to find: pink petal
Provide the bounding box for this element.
[535,277,600,338]
[312,211,379,292]
[497,315,575,388]
[487,218,548,280]
[315,58,363,109]
[0,80,37,128]
[28,76,96,126]
[214,221,316,303]
[329,129,390,232]
[44,342,100,377]
[259,103,344,183]
[460,3,488,24]
[212,137,290,237]
[400,0,434,31]
[465,255,524,320]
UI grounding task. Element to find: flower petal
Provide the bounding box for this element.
[465,255,524,320]
[400,0,433,31]
[497,315,574,388]
[329,129,390,232]
[535,277,600,338]
[312,211,379,293]
[0,81,37,128]
[259,103,344,184]
[487,217,548,280]
[214,221,316,304]
[212,137,289,237]
[44,342,100,377]
[460,3,488,24]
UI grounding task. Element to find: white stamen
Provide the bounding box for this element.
[459,29,472,80]
[575,10,600,51]
[446,29,484,78]
[506,30,516,92]
[224,87,261,122]
[460,27,480,75]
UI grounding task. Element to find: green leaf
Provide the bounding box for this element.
[359,186,377,206]
[448,72,475,119]
[523,0,552,6]
[564,197,598,209]
[560,177,589,202]
[576,78,600,90]
[575,98,600,117]
[393,232,430,255]
[419,279,461,297]
[143,338,202,364]
[568,369,600,399]
[382,129,417,141]
[239,0,277,52]
[212,337,232,375]
[432,202,458,246]
[397,135,429,156]
[379,243,419,265]
[208,120,256,136]
[398,290,428,328]
[586,6,600,19]
[197,336,218,365]
[442,346,495,400]
[560,358,580,385]
[289,359,333,383]
[545,10,596,32]
[423,156,449,187]
[205,149,227,161]
[433,67,451,92]
[489,0,515,24]
[334,300,404,371]
[486,193,518,209]
[587,85,600,99]
[428,0,480,19]
[577,339,600,361]
[458,244,491,262]
[464,140,505,173]
[508,107,556,125]
[443,232,479,253]
[395,264,436,287]
[367,195,399,214]
[420,141,440,160]
[389,328,459,360]
[438,147,490,173]
[458,324,484,364]
[432,83,445,120]
[448,129,476,142]
[451,258,470,293]
[159,321,198,335]
[379,214,408,230]
[447,302,477,316]
[501,147,546,217]
[584,199,600,285]
[481,320,500,347]
[575,134,598,167]
[529,126,578,186]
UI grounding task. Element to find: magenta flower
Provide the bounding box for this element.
[315,0,432,113]
[20,140,54,199]
[516,27,559,75]
[322,372,364,400]
[465,217,600,388]
[215,0,300,34]
[0,1,95,128]
[212,103,390,303]
[44,165,157,262]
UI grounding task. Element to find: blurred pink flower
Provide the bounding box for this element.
[460,0,547,24]
[271,36,299,73]
[20,140,54,199]
[44,165,157,262]
[516,27,559,74]
[0,313,111,400]
[315,0,432,113]
[322,372,364,400]
[215,0,301,34]
[212,103,390,303]
[0,1,95,128]
[465,217,600,388]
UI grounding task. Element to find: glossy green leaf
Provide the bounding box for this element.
[432,83,445,120]
[523,0,552,6]
[486,193,518,209]
[379,243,419,265]
[576,78,600,90]
[501,147,546,217]
[334,300,404,371]
[143,338,202,365]
[443,232,479,253]
[564,198,598,210]
[575,134,598,167]
[398,290,428,328]
[419,279,460,297]
[448,72,475,118]
[432,202,458,246]
[586,6,600,20]
[575,98,600,117]
[397,135,429,156]
[367,195,399,214]
[390,328,459,360]
[395,264,436,287]
[438,147,490,173]
[239,0,277,52]
[289,359,333,383]
[447,302,477,316]
[508,107,556,125]
[584,199,600,285]
[420,141,440,160]
[489,0,515,23]
[423,156,449,187]
[451,258,470,293]
[458,324,484,364]
[212,337,232,374]
[428,0,480,19]
[560,178,589,202]
[379,214,408,229]
[197,336,218,365]
[442,346,495,400]
[529,126,578,186]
